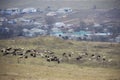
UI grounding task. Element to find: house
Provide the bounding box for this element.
[56,7,72,14]
[88,32,111,41]
[18,18,33,24]
[22,8,37,13]
[7,20,16,24]
[94,32,111,36]
[0,17,8,23]
[93,23,102,27]
[54,22,65,28]
[51,27,61,32]
[46,12,57,16]
[115,35,120,43]
[4,8,20,15]
[23,28,46,37]
[74,31,88,36]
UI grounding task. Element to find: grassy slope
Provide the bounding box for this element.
[0,36,120,80]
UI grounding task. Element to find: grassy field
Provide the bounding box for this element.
[0,36,120,80]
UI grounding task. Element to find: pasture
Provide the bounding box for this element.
[0,36,120,80]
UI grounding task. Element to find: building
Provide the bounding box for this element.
[56,7,72,14]
[4,8,20,15]
[22,8,37,13]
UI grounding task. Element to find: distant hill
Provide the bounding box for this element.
[0,0,120,9]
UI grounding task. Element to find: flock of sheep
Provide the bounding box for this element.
[0,47,113,65]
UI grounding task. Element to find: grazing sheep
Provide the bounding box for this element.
[12,48,24,56]
[30,53,36,57]
[68,53,72,57]
[91,54,95,57]
[46,55,61,64]
[101,56,107,62]
[6,47,12,51]
[96,55,101,60]
[90,54,96,60]
[25,49,37,58]
[62,53,66,57]
[2,49,11,56]
[85,52,88,56]
[76,56,82,61]
[0,48,6,53]
[24,55,28,59]
[37,52,44,58]
[108,59,113,62]
[102,58,106,61]
[45,54,49,58]
[47,57,51,62]
[57,58,62,64]
[0,48,7,55]
[88,58,92,61]
[49,52,54,55]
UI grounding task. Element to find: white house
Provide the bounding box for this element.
[54,22,65,28]
[4,8,20,15]
[23,28,46,37]
[46,12,57,16]
[56,7,72,14]
[22,8,37,13]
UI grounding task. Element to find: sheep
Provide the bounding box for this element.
[47,57,51,62]
[102,58,106,61]
[57,58,62,64]
[12,48,24,56]
[91,54,95,57]
[62,53,66,57]
[108,59,113,62]
[76,56,82,61]
[96,55,101,60]
[68,53,72,57]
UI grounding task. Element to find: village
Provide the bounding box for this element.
[0,7,120,42]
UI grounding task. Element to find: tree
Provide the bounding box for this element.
[79,21,87,30]
[45,16,56,26]
[45,16,56,34]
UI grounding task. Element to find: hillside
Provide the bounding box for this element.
[0,36,120,80]
[0,0,120,9]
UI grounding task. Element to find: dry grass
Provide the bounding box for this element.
[0,59,120,80]
[0,36,120,80]
[0,54,120,80]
